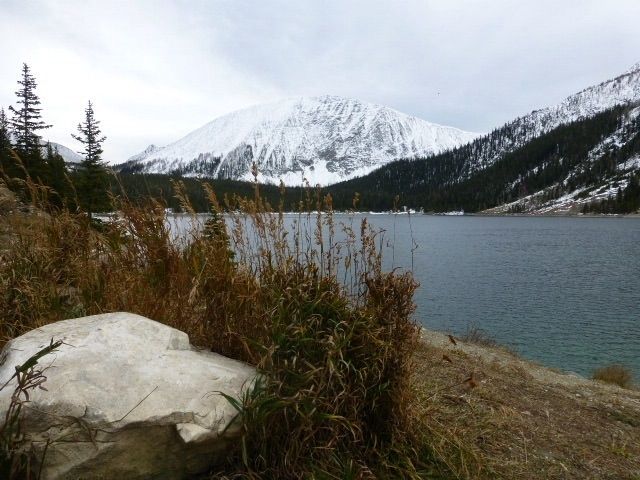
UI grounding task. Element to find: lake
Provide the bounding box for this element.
[170,214,640,378]
[388,215,640,378]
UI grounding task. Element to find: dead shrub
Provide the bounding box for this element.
[592,364,634,389]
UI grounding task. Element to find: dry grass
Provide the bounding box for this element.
[592,364,635,390]
[412,330,640,480]
[0,340,63,479]
[459,325,499,348]
[0,176,434,478]
[0,185,17,215]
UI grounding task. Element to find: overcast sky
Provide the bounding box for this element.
[1,0,639,163]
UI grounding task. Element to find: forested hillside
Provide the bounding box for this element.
[326,104,640,213]
[112,173,302,212]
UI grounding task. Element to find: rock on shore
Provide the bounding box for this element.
[0,312,256,479]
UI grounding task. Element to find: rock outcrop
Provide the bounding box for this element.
[0,312,256,479]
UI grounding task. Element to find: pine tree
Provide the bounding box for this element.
[8,64,51,175]
[0,107,21,184]
[72,101,110,216]
[0,108,10,150]
[44,143,73,209]
[0,108,12,164]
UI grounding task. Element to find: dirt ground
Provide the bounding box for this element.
[414,329,640,480]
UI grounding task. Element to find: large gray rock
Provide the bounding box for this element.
[0,312,256,479]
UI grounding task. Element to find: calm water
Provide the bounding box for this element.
[381,215,640,378]
[172,214,640,377]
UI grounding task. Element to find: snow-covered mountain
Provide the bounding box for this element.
[485,104,640,214]
[42,142,84,164]
[466,62,640,173]
[339,62,640,214]
[122,95,478,185]
[127,144,161,163]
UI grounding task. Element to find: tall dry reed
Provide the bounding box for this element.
[0,173,426,478]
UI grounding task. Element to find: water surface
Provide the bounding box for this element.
[391,215,640,378]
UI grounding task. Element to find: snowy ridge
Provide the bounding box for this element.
[471,62,640,172]
[526,62,640,134]
[42,142,83,164]
[486,105,640,215]
[625,62,640,75]
[125,95,478,185]
[127,144,162,162]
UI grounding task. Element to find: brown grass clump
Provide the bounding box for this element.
[592,364,635,389]
[459,325,499,348]
[0,176,431,478]
[0,180,260,360]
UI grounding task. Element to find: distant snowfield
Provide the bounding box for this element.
[42,142,83,164]
[249,159,383,186]
[124,95,478,186]
[486,177,633,215]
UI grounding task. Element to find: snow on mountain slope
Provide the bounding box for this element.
[124,95,478,185]
[42,142,84,164]
[469,62,640,172]
[526,63,640,134]
[127,144,162,162]
[485,105,640,215]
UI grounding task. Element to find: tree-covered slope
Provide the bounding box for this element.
[326,104,640,213]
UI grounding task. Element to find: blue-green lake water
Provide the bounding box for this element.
[373,215,640,378]
[173,214,640,378]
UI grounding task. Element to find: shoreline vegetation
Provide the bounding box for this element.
[1,176,426,478]
[2,175,639,479]
[416,328,639,479]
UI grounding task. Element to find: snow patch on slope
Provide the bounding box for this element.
[42,142,83,164]
[485,105,640,215]
[618,155,640,171]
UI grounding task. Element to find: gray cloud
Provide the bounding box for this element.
[1,0,639,162]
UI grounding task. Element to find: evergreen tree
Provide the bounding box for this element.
[0,108,10,151]
[44,143,73,208]
[8,64,51,178]
[0,107,26,188]
[0,108,13,173]
[72,101,110,215]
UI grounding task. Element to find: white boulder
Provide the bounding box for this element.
[0,312,256,479]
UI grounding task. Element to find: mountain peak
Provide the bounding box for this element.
[143,144,161,153]
[128,144,163,162]
[124,96,478,185]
